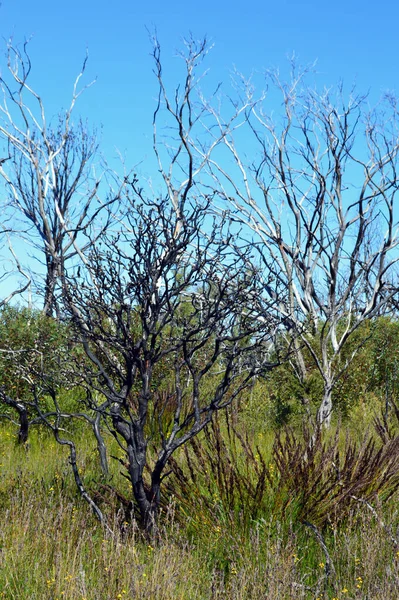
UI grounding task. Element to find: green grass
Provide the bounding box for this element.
[0,416,398,599]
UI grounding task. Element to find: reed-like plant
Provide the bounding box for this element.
[166,411,399,531]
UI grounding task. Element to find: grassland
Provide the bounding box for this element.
[0,410,398,600]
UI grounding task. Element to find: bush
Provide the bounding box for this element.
[0,306,82,440]
[165,411,399,533]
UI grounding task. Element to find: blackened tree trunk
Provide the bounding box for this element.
[0,389,29,444]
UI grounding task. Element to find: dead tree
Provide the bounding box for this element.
[218,75,399,427]
[158,46,399,427]
[61,179,280,531]
[0,41,117,316]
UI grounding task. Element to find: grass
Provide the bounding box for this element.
[0,413,398,599]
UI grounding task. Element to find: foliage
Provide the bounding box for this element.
[240,317,399,426]
[0,306,70,399]
[0,306,85,444]
[272,424,399,528]
[334,318,399,415]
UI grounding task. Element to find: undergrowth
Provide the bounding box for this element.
[0,406,398,599]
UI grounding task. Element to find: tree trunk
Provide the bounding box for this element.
[127,447,163,534]
[17,402,29,444]
[132,475,152,530]
[43,258,59,317]
[145,469,163,533]
[125,442,153,530]
[317,385,333,428]
[0,391,29,443]
[93,413,108,476]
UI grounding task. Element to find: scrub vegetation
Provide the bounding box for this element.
[1,36,399,599]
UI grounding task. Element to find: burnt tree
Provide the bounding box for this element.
[62,181,280,530]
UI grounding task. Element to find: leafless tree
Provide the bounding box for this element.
[61,176,280,530]
[198,68,399,427]
[0,40,118,316]
[148,38,399,427]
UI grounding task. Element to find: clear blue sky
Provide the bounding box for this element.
[1,0,399,303]
[1,0,399,173]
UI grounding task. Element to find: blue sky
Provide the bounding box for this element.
[1,0,399,302]
[1,0,399,172]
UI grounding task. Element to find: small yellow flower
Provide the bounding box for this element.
[318,562,325,569]
[341,588,348,594]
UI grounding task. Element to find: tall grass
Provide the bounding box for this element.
[1,411,399,599]
[166,412,399,529]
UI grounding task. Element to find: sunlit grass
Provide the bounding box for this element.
[0,418,398,599]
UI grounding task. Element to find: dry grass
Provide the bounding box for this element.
[0,420,398,599]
